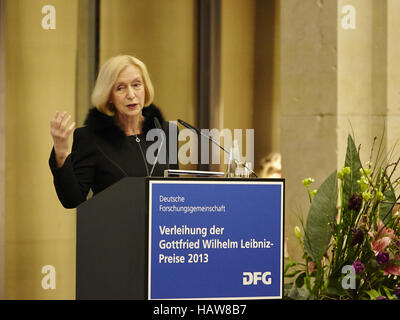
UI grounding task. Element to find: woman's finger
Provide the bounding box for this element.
[67,122,76,135]
[56,111,67,127]
[51,111,60,122]
[50,111,59,128]
[61,114,72,129]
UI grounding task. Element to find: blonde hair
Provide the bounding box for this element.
[259,152,282,178]
[91,55,154,116]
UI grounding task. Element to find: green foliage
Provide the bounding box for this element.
[342,135,362,210]
[304,170,337,263]
[380,181,396,224]
[284,134,400,300]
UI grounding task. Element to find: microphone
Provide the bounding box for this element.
[177,119,258,177]
[177,119,230,154]
[149,117,165,177]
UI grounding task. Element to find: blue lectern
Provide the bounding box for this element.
[76,177,284,300]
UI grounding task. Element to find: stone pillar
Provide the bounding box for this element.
[338,0,400,181]
[280,0,338,260]
[281,0,400,261]
[253,0,280,169]
[100,0,197,124]
[337,0,387,165]
[5,0,78,299]
[386,0,400,168]
[75,0,99,127]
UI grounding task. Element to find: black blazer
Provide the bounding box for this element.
[49,105,179,209]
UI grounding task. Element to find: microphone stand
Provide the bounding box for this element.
[149,117,165,177]
[177,119,258,178]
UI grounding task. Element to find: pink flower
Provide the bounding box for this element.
[369,232,391,255]
[308,261,317,273]
[383,265,400,276]
[383,253,400,276]
[369,220,397,255]
[376,220,396,239]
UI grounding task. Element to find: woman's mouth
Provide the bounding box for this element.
[126,103,138,109]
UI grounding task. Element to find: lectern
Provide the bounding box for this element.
[76,177,284,300]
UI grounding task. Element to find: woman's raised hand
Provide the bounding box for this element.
[50,111,76,167]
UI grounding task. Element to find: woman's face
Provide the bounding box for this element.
[110,64,146,118]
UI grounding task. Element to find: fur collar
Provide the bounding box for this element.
[84,104,165,145]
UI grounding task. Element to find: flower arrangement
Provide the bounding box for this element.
[284,135,400,300]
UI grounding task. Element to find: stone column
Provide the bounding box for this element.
[337,0,387,165]
[5,0,78,299]
[338,0,400,183]
[280,0,338,260]
[387,0,400,168]
[281,0,400,261]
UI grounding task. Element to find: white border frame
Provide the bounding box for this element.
[148,179,284,300]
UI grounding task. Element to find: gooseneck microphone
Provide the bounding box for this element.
[177,119,258,178]
[177,119,230,154]
[149,117,165,177]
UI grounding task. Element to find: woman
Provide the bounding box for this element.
[49,55,178,209]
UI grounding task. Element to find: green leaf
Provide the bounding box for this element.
[284,262,298,275]
[365,289,381,300]
[284,270,303,278]
[382,286,396,300]
[295,272,306,288]
[326,275,347,297]
[304,170,338,263]
[343,135,362,209]
[304,273,312,291]
[380,180,396,224]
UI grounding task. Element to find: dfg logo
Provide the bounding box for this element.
[242,272,272,285]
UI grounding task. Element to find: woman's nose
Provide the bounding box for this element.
[127,86,136,99]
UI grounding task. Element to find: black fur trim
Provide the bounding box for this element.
[142,104,165,133]
[83,104,166,145]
